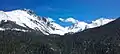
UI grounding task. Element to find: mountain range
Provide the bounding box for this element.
[0,9,120,54]
[0,9,115,35]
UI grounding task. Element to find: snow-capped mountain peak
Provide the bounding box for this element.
[0,9,116,35]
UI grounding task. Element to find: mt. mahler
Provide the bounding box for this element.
[0,9,115,35]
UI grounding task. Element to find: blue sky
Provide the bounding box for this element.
[0,0,120,26]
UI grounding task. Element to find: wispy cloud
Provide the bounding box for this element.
[35,6,72,13]
[59,17,79,24]
[35,6,55,12]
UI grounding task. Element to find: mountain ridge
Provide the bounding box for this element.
[0,9,116,35]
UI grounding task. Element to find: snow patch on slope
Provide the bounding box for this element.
[0,28,29,32]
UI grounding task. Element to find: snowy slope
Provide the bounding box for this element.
[0,9,116,35]
[88,18,115,28]
[66,18,115,33]
[0,9,67,35]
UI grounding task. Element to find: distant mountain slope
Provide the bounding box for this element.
[64,18,120,54]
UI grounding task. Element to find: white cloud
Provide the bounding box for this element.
[59,18,64,21]
[59,17,79,24]
[65,18,78,23]
[47,17,55,22]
